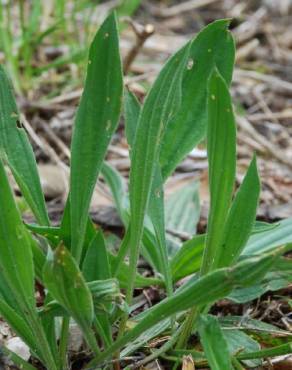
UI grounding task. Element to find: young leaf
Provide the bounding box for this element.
[198,315,232,370]
[43,244,100,355]
[0,66,49,225]
[170,235,205,281]
[127,41,190,301]
[216,156,260,268]
[70,12,123,261]
[200,70,236,275]
[82,230,113,346]
[159,19,235,180]
[43,244,94,324]
[82,231,111,282]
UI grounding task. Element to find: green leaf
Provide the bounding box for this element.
[0,66,49,225]
[169,221,288,281]
[0,298,38,356]
[198,315,232,370]
[236,342,292,362]
[0,160,35,309]
[82,231,111,282]
[40,279,120,317]
[82,230,113,346]
[88,249,281,366]
[252,221,279,234]
[244,218,292,255]
[216,156,260,268]
[70,12,123,261]
[223,329,261,368]
[124,89,140,149]
[170,235,205,281]
[101,162,128,223]
[165,180,200,235]
[148,167,173,294]
[124,89,170,276]
[200,70,236,275]
[159,19,235,180]
[127,40,190,300]
[43,244,100,355]
[219,315,290,336]
[0,161,57,369]
[120,318,171,358]
[228,259,292,303]
[43,244,94,323]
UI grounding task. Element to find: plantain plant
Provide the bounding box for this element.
[0,12,291,370]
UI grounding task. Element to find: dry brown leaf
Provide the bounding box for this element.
[182,355,195,370]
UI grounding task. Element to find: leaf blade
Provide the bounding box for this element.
[200,70,236,275]
[159,20,235,180]
[217,156,260,268]
[70,12,123,261]
[0,66,49,225]
[198,315,232,370]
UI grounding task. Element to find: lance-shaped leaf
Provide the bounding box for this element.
[216,156,260,268]
[0,160,35,310]
[0,66,49,225]
[200,70,236,275]
[0,160,57,369]
[245,218,292,255]
[170,221,291,281]
[82,230,113,346]
[124,89,140,149]
[43,244,100,355]
[148,167,173,294]
[198,315,232,370]
[123,91,173,283]
[170,235,205,281]
[70,12,123,261]
[159,19,235,180]
[127,41,190,299]
[82,231,111,282]
[0,298,38,356]
[88,248,281,366]
[43,244,94,323]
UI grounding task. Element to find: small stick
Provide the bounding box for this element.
[123,20,154,75]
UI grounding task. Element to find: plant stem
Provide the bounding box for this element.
[59,317,70,370]
[93,316,113,349]
[28,310,58,370]
[82,323,101,358]
[113,228,130,276]
[232,357,246,370]
[175,308,199,350]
